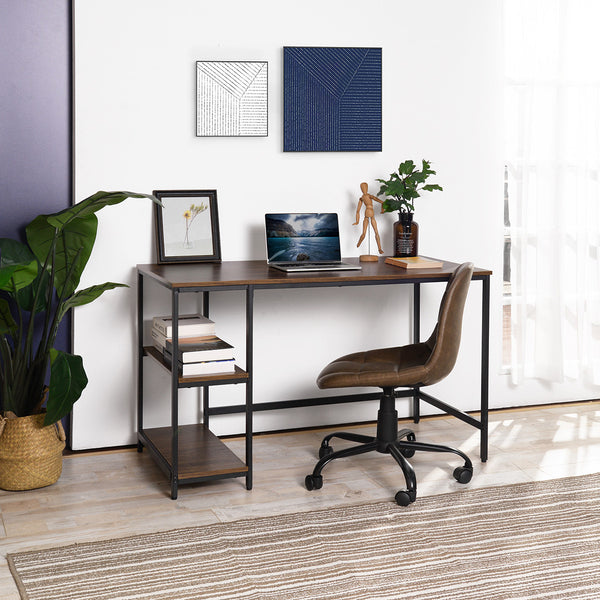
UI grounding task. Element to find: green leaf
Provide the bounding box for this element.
[0,238,35,268]
[0,266,16,289]
[398,160,415,175]
[46,190,160,230]
[26,213,99,298]
[60,282,128,318]
[422,184,443,192]
[0,298,17,334]
[16,266,51,313]
[0,238,38,291]
[411,171,428,184]
[26,191,160,299]
[44,349,88,425]
[382,199,404,213]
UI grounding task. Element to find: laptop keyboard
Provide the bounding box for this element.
[276,262,340,267]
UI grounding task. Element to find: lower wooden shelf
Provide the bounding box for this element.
[140,424,248,482]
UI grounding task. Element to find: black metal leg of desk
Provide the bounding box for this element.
[245,285,254,490]
[480,275,490,462]
[412,283,421,423]
[137,272,144,452]
[170,289,180,500]
[202,291,210,429]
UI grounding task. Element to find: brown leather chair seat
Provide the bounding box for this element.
[317,343,433,389]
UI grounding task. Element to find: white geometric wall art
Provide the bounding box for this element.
[196,61,268,137]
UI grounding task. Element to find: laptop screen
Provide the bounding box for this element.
[265,213,342,263]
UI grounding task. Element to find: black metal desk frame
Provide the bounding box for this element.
[137,259,491,499]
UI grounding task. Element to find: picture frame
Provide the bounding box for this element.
[283,47,382,152]
[196,60,268,137]
[153,190,221,264]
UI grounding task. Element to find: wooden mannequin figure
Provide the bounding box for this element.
[353,182,384,261]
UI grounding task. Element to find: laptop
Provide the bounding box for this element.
[265,213,361,272]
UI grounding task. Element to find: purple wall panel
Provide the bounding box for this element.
[0,1,72,369]
[0,0,71,238]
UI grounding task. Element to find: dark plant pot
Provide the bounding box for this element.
[393,212,419,257]
[0,412,66,491]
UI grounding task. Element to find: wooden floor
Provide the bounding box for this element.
[2,401,600,599]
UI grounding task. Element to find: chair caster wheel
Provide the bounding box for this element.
[453,466,473,484]
[319,445,334,459]
[397,430,416,458]
[395,490,416,506]
[305,474,323,491]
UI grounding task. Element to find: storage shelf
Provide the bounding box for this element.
[141,424,248,481]
[144,345,249,385]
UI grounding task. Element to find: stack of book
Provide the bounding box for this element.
[151,314,235,376]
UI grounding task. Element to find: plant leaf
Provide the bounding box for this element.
[0,238,35,268]
[46,190,160,230]
[0,298,17,334]
[398,160,415,176]
[26,191,160,299]
[422,184,444,192]
[26,213,99,298]
[382,199,404,213]
[0,266,16,289]
[44,349,88,425]
[16,265,51,313]
[0,238,38,291]
[60,282,128,318]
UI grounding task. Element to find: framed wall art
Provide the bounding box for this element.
[196,60,268,137]
[283,46,382,152]
[153,190,221,263]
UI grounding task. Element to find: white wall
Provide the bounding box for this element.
[71,0,598,450]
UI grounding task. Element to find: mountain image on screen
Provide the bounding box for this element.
[265,213,342,262]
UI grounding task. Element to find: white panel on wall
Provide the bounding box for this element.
[196,61,268,137]
[72,0,510,450]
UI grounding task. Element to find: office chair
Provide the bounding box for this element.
[305,262,475,506]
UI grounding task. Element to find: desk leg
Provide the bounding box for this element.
[480,276,490,462]
[412,283,421,423]
[202,291,210,429]
[137,272,144,452]
[170,290,180,500]
[245,286,254,490]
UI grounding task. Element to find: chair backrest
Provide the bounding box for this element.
[421,262,474,386]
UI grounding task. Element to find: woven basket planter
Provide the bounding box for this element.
[0,413,66,491]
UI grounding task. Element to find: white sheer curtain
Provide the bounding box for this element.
[504,0,600,384]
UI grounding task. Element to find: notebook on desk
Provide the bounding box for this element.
[265,213,361,272]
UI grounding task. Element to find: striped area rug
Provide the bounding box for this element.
[8,473,600,600]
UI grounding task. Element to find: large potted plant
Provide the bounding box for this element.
[0,190,157,490]
[377,159,443,257]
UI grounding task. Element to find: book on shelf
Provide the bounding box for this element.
[151,327,211,350]
[164,335,235,363]
[162,351,236,377]
[384,256,443,269]
[152,314,215,337]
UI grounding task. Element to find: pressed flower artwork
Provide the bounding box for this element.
[183,203,207,248]
[154,190,221,263]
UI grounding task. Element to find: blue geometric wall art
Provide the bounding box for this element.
[283,47,382,152]
[196,61,268,137]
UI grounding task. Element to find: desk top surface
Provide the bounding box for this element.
[137,257,492,290]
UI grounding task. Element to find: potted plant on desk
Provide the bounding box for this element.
[0,190,158,490]
[377,159,443,257]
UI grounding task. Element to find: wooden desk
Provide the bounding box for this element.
[137,257,491,499]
